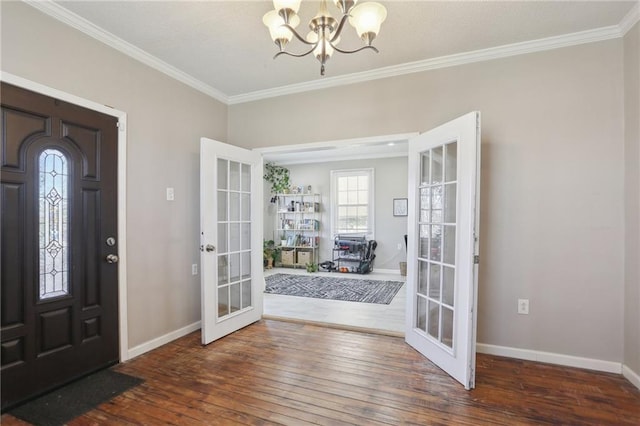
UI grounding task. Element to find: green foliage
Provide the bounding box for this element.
[263,239,281,261]
[305,262,318,273]
[264,162,290,194]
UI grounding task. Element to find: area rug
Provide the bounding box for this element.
[265,273,404,304]
[9,369,143,426]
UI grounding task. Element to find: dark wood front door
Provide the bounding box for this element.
[1,83,120,410]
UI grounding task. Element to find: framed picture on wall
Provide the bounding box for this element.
[393,198,408,216]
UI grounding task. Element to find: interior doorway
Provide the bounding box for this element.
[255,134,416,335]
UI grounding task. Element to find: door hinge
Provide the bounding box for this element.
[117,121,126,131]
[473,255,480,264]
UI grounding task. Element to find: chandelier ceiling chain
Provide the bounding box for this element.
[263,0,387,76]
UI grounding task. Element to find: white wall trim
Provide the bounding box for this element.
[0,71,130,363]
[622,364,640,390]
[24,0,229,104]
[477,343,622,374]
[374,268,402,275]
[24,0,631,106]
[619,2,640,36]
[127,321,201,360]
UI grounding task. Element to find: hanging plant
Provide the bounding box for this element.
[264,162,290,194]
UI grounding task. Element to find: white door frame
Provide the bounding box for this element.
[1,72,131,362]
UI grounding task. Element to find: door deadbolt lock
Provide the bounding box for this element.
[106,237,116,247]
[106,254,119,264]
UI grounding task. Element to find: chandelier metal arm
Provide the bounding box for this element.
[330,14,350,43]
[331,44,380,55]
[282,24,316,46]
[273,44,318,59]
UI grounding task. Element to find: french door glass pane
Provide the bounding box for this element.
[416,142,458,351]
[418,260,428,295]
[444,184,457,223]
[241,164,251,192]
[428,301,440,338]
[430,225,441,261]
[445,142,457,182]
[421,152,430,185]
[218,286,229,317]
[443,266,455,306]
[443,225,456,265]
[229,161,240,191]
[241,193,250,221]
[429,263,441,300]
[417,296,427,331]
[217,159,228,189]
[241,223,251,250]
[432,146,443,184]
[217,191,227,221]
[442,307,454,348]
[217,223,228,254]
[218,255,229,285]
[230,283,241,313]
[229,224,240,252]
[241,280,252,309]
[229,252,240,282]
[241,252,251,279]
[216,157,255,320]
[229,192,240,221]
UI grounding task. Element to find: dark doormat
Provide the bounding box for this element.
[9,369,143,426]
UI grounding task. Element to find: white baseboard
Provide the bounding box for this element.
[623,364,640,390]
[477,343,622,374]
[126,321,201,360]
[375,268,402,275]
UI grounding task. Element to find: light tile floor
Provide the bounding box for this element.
[263,267,406,335]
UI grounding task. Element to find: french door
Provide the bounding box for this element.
[200,138,263,345]
[405,112,481,389]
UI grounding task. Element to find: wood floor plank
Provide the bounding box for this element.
[3,319,639,425]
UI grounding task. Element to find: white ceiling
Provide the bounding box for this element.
[37,1,637,105]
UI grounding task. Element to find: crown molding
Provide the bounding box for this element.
[25,0,229,104]
[619,1,640,35]
[25,0,634,106]
[228,25,622,104]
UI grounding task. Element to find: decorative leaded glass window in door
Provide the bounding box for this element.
[38,149,70,299]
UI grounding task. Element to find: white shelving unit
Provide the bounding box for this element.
[274,193,320,268]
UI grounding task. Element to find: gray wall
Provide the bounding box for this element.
[230,39,628,363]
[264,157,408,270]
[624,22,640,374]
[1,2,228,349]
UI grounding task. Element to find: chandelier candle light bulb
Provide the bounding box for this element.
[263,0,387,75]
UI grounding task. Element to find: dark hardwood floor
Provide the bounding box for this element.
[3,319,639,425]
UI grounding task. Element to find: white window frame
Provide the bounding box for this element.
[330,168,375,239]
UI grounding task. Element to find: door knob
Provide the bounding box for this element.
[205,244,215,252]
[106,254,119,264]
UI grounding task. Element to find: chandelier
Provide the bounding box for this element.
[263,0,387,76]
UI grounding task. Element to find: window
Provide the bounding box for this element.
[331,169,374,238]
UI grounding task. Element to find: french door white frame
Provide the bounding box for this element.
[200,138,264,345]
[405,112,480,389]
